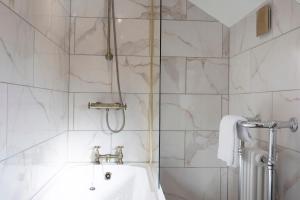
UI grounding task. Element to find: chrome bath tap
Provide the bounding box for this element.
[93,146,124,165]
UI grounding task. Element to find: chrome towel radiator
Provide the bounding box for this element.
[237,118,298,200]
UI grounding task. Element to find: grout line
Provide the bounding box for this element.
[220,168,222,200]
[33,31,36,87]
[271,92,274,120]
[184,57,187,94]
[30,165,67,200]
[70,53,226,59]
[183,130,186,168]
[226,168,229,200]
[71,15,218,23]
[230,24,300,59]
[72,93,75,130]
[0,82,69,93]
[184,0,187,20]
[69,91,226,95]
[160,166,228,169]
[0,1,69,54]
[229,89,300,95]
[69,129,220,132]
[222,25,224,58]
[73,17,76,55]
[221,95,223,118]
[67,0,72,163]
[5,84,8,159]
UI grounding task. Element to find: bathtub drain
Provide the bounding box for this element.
[89,187,96,191]
[105,172,112,180]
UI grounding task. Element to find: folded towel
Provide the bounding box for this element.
[217,115,253,167]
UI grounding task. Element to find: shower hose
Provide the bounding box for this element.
[105,0,125,133]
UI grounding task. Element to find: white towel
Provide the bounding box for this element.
[217,115,253,167]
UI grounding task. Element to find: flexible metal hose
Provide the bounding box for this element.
[105,0,125,133]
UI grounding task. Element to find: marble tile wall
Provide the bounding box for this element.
[229,0,300,199]
[160,1,229,200]
[69,0,160,166]
[0,0,70,199]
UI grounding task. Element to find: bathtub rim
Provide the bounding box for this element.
[32,163,165,200]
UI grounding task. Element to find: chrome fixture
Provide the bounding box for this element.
[104,172,112,180]
[237,117,298,200]
[88,102,127,110]
[93,146,124,165]
[88,0,126,133]
[237,117,298,131]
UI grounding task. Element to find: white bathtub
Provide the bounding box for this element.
[33,164,165,200]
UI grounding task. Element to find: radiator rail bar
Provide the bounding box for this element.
[237,117,298,200]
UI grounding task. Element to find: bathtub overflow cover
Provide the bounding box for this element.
[105,172,112,180]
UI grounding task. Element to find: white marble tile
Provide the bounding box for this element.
[161,94,221,130]
[161,56,186,94]
[272,0,300,38]
[112,131,159,162]
[229,51,251,94]
[0,3,34,86]
[74,17,108,55]
[75,17,160,56]
[68,131,111,162]
[70,55,112,93]
[249,28,300,92]
[186,1,216,21]
[162,20,222,57]
[229,17,247,56]
[0,133,67,200]
[160,131,185,167]
[4,0,70,51]
[112,56,160,93]
[185,131,226,167]
[72,0,160,19]
[116,19,160,56]
[71,0,106,17]
[161,0,186,20]
[114,0,160,19]
[273,91,300,152]
[187,58,228,94]
[7,85,68,156]
[160,168,221,200]
[277,148,300,200]
[229,93,272,140]
[34,31,69,91]
[229,1,273,56]
[0,83,7,160]
[229,93,273,119]
[74,93,158,131]
[231,27,300,93]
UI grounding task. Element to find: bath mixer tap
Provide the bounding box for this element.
[93,146,124,165]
